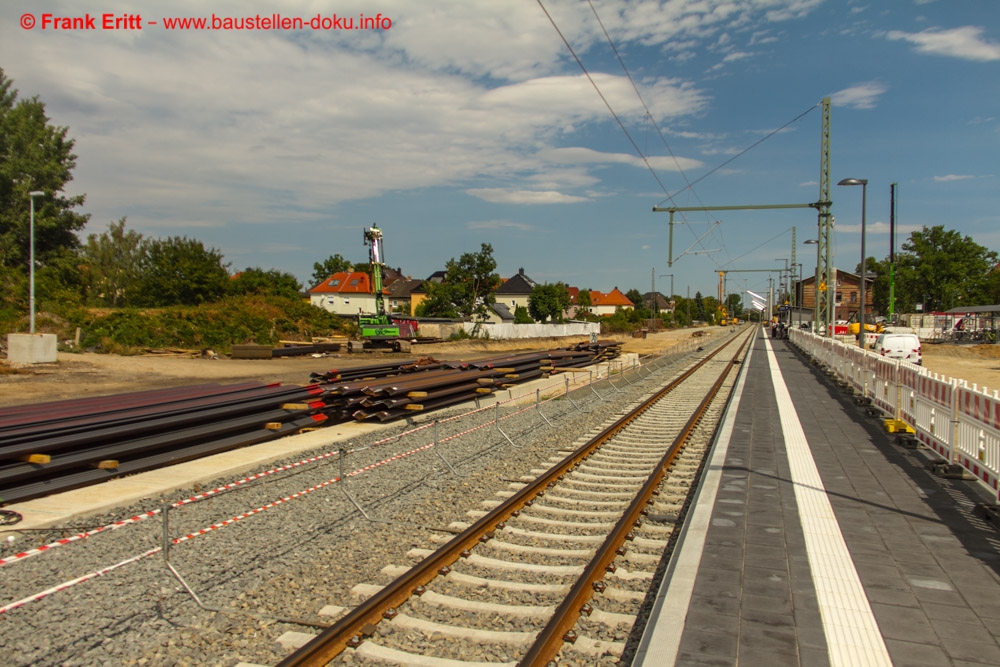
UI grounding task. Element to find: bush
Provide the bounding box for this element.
[71,296,349,353]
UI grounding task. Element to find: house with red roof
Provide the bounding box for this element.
[309,271,382,316]
[567,286,634,317]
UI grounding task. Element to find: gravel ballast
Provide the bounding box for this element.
[0,334,731,666]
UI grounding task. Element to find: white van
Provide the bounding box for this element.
[873,333,922,365]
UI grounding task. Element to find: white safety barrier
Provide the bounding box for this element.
[789,328,1000,501]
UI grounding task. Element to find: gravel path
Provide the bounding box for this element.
[0,334,732,667]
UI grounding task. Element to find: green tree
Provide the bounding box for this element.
[440,243,501,321]
[576,288,592,312]
[311,253,354,287]
[136,236,230,306]
[229,267,302,300]
[414,280,460,318]
[725,293,743,318]
[694,291,705,320]
[513,305,533,324]
[625,288,644,308]
[79,217,146,306]
[0,68,89,272]
[528,282,571,323]
[894,226,997,312]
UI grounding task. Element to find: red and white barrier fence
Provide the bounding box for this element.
[790,329,1000,501]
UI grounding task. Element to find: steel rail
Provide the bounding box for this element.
[275,331,745,667]
[0,382,269,431]
[519,332,750,665]
[0,387,324,456]
[0,414,328,505]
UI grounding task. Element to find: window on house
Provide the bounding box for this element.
[851,291,858,303]
[350,279,360,286]
[330,280,340,286]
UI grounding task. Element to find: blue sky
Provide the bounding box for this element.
[3,0,998,302]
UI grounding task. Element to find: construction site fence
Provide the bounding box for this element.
[789,328,1000,503]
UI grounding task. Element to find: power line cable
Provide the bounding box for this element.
[535,0,672,197]
[584,0,724,266]
[656,102,820,207]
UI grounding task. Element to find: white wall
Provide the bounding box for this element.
[460,322,600,339]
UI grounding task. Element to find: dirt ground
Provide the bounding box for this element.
[3,327,994,409]
[0,328,705,408]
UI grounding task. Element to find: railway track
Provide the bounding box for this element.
[278,327,753,666]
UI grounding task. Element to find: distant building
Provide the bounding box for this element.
[496,268,538,311]
[309,271,381,316]
[796,270,874,322]
[385,278,423,315]
[567,286,634,317]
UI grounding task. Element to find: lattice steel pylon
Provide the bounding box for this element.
[653,97,834,336]
[815,97,834,336]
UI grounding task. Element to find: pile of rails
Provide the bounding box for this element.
[310,341,621,422]
[0,342,620,505]
[0,383,330,505]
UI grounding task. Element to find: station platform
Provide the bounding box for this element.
[633,329,1000,666]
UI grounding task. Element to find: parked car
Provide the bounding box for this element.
[873,332,922,365]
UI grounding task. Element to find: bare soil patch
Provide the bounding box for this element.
[0,328,710,408]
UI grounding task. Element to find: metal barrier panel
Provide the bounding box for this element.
[912,372,957,461]
[897,363,924,427]
[846,345,867,395]
[955,385,1000,498]
[867,354,899,417]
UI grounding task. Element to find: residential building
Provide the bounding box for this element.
[590,287,634,316]
[309,271,381,316]
[496,268,537,311]
[385,278,423,315]
[567,286,635,317]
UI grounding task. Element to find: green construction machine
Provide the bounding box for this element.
[358,224,417,348]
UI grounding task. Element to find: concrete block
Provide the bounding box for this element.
[6,333,57,363]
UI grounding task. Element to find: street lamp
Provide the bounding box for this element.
[837,178,868,348]
[28,190,44,334]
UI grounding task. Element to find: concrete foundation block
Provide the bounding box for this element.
[6,333,58,364]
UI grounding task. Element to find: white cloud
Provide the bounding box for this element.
[831,82,888,109]
[800,180,819,187]
[886,26,1000,61]
[465,189,588,204]
[933,174,975,182]
[540,147,703,172]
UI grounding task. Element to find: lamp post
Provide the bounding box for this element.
[28,190,44,334]
[837,178,868,348]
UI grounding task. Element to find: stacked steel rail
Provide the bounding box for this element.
[0,343,620,506]
[0,383,329,505]
[310,342,622,422]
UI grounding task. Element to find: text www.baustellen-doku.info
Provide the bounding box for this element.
[19,12,392,31]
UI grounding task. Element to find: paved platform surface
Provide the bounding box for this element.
[634,330,1000,666]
